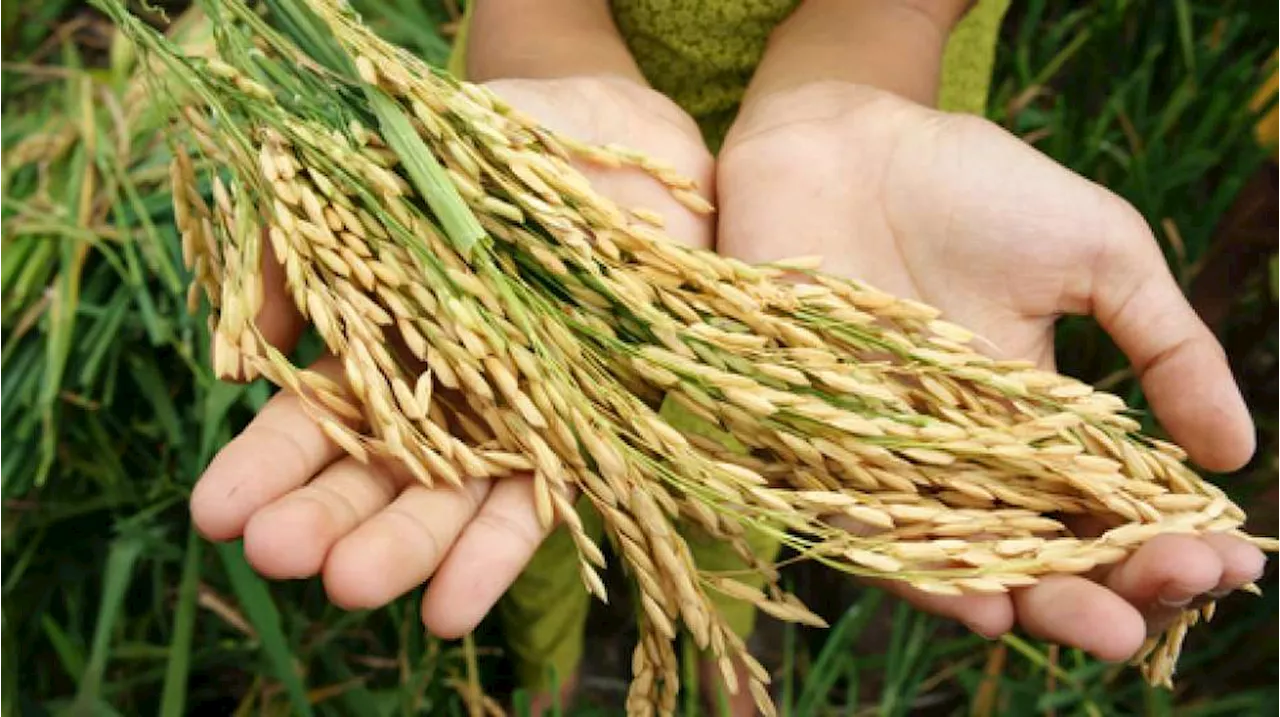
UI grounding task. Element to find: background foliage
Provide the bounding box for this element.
[2,1,1276,715]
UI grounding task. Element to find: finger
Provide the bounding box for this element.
[586,162,714,250]
[1199,532,1267,596]
[1091,214,1254,471]
[872,578,1015,639]
[1101,531,1224,627]
[254,235,306,353]
[421,474,553,638]
[190,355,347,541]
[832,510,1015,638]
[241,456,402,579]
[214,234,306,379]
[485,78,715,249]
[322,478,492,610]
[1012,574,1147,662]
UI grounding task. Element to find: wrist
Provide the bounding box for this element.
[734,79,902,127]
[744,0,961,109]
[724,81,921,152]
[897,0,978,33]
[465,0,646,84]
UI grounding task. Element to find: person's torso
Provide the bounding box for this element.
[610,0,801,149]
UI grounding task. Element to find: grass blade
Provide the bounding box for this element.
[41,614,86,685]
[780,618,795,716]
[71,535,147,714]
[315,648,381,716]
[126,352,184,447]
[199,381,246,464]
[1173,0,1196,74]
[794,590,883,716]
[1001,634,1102,717]
[3,611,18,717]
[158,528,203,717]
[259,0,352,75]
[216,542,314,717]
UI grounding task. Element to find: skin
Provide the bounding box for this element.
[190,75,730,713]
[715,0,1264,660]
[715,80,1264,659]
[191,1,1268,714]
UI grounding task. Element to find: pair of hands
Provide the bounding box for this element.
[192,75,1265,662]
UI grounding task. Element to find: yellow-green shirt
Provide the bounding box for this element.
[448,0,1011,149]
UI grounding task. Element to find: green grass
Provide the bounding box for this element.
[2,1,1276,716]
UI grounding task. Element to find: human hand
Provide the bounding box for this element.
[190,75,713,637]
[715,81,1265,661]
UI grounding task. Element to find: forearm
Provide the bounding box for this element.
[742,0,973,108]
[465,0,646,83]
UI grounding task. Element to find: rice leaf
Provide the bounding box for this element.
[199,381,246,462]
[1,520,45,594]
[347,0,451,66]
[1173,0,1197,74]
[259,0,352,75]
[365,89,485,257]
[2,612,18,717]
[71,534,146,713]
[315,649,382,716]
[158,528,202,717]
[40,614,86,685]
[126,352,183,447]
[1000,633,1101,717]
[77,294,130,388]
[216,542,314,717]
[794,590,883,716]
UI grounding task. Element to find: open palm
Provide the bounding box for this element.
[190,75,714,638]
[716,81,1264,660]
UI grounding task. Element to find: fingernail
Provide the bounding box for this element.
[1157,589,1195,608]
[1207,587,1232,599]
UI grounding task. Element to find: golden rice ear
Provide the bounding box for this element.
[121,0,1277,710]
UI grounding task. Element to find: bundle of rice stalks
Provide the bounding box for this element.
[93,0,1276,713]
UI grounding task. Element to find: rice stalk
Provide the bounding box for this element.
[91,0,1278,712]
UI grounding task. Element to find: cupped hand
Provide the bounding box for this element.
[190,75,714,637]
[715,81,1266,661]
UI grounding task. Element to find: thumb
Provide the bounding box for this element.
[484,77,715,250]
[255,235,306,355]
[209,232,305,383]
[1089,204,1254,472]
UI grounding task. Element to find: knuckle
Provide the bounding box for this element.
[1085,193,1158,279]
[385,503,447,562]
[253,420,317,480]
[934,111,1000,145]
[472,508,542,554]
[307,479,363,526]
[1105,196,1156,246]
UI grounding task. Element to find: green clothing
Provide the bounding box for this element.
[447,0,1011,692]
[499,496,781,692]
[449,0,1011,148]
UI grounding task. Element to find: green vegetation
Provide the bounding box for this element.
[2,1,1275,715]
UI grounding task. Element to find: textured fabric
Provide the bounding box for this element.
[446,0,1011,691]
[496,496,602,692]
[937,0,1011,115]
[609,0,797,149]
[500,494,781,691]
